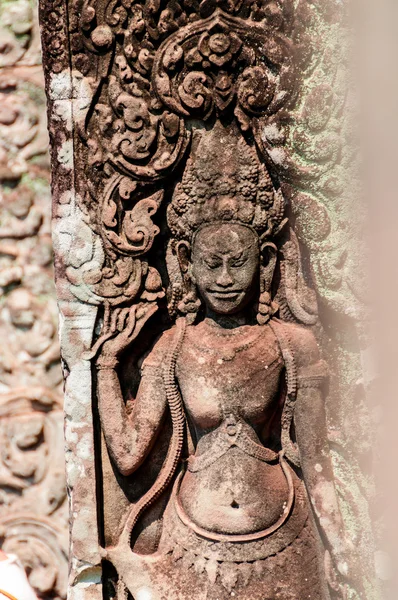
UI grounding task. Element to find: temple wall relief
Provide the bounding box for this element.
[38,0,377,598]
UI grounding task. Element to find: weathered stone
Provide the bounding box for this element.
[38,0,377,598]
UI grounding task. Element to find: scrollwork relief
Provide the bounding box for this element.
[0,0,42,68]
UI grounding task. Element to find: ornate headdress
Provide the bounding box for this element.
[167,121,285,244]
[166,121,317,326]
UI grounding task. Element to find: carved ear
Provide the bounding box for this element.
[260,242,277,292]
[176,241,191,275]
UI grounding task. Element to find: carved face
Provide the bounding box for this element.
[191,223,259,315]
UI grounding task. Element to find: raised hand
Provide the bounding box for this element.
[85,302,158,365]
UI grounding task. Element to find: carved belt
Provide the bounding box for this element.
[187,415,278,473]
[160,468,309,563]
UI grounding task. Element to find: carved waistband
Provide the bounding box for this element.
[187,415,278,473]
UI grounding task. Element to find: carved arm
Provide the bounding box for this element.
[96,365,167,477]
[95,304,167,477]
[291,326,355,587]
[295,386,347,563]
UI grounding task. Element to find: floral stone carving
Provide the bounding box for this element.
[39,0,376,599]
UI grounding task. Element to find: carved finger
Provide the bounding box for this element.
[103,302,111,333]
[82,330,116,360]
[133,304,158,338]
[136,303,149,320]
[110,308,120,333]
[125,305,138,337]
[117,307,130,332]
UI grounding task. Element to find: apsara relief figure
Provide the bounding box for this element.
[95,123,352,600]
[37,0,365,596]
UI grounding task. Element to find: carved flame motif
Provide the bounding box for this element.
[78,0,303,182]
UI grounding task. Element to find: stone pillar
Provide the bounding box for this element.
[39,1,378,599]
[0,0,68,597]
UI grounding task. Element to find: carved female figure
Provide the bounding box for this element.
[96,124,351,600]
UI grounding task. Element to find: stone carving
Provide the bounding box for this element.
[96,125,352,600]
[0,516,67,598]
[0,3,68,596]
[39,0,375,598]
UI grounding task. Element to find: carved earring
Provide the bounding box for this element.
[178,272,201,322]
[168,282,183,318]
[257,242,278,326]
[175,240,201,322]
[257,289,273,325]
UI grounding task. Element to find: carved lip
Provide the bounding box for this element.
[209,289,242,299]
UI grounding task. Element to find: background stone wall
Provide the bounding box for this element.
[0,0,67,597]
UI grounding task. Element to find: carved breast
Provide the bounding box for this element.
[176,322,284,433]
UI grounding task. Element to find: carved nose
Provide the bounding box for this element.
[216,265,234,287]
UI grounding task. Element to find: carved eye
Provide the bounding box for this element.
[204,257,221,269]
[231,256,246,268]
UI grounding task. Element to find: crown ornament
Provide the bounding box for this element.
[165,120,317,326]
[167,121,286,243]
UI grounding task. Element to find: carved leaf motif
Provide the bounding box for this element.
[237,66,273,114]
[103,195,118,229]
[178,72,212,111]
[75,0,303,232]
[122,198,160,248]
[163,42,184,71]
[141,266,163,301]
[119,177,138,199]
[153,10,294,124]
[115,94,158,160]
[102,185,163,256]
[88,257,143,300]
